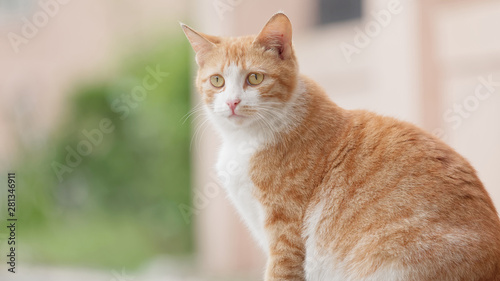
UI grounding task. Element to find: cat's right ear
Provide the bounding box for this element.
[180,23,219,66]
[254,13,293,60]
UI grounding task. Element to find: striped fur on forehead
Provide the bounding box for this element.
[220,36,253,70]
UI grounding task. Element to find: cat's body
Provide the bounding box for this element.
[182,13,500,281]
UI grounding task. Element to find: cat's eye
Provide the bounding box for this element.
[210,75,225,88]
[247,73,264,85]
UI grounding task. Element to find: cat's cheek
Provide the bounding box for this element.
[203,95,214,107]
[202,88,215,104]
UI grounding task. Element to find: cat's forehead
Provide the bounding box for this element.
[206,35,264,70]
[221,35,255,46]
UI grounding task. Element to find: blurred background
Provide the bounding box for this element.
[0,0,499,280]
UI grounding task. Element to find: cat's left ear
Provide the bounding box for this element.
[181,23,220,66]
[254,13,293,60]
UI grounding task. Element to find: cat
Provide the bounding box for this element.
[181,13,500,281]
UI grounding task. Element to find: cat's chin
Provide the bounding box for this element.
[227,114,245,120]
[225,114,250,126]
[212,114,255,129]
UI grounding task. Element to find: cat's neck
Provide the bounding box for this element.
[278,76,349,147]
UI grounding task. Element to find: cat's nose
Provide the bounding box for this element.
[226,99,241,113]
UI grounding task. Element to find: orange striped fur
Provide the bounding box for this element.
[182,13,500,281]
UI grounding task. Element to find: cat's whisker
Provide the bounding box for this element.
[181,103,202,121]
[181,103,206,124]
[257,107,298,132]
[190,116,210,152]
[256,111,283,132]
[189,110,209,124]
[197,118,213,152]
[255,112,275,136]
[255,111,280,143]
[183,110,206,126]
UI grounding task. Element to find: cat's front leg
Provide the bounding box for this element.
[264,220,306,281]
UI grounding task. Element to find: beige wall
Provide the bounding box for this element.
[433,0,500,207]
[297,0,420,122]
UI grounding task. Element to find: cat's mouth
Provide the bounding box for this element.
[216,106,256,125]
[228,113,246,120]
[227,106,256,119]
[226,109,250,119]
[229,112,244,118]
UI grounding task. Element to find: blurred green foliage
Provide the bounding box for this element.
[17,36,192,269]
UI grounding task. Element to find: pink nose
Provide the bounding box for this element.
[226,99,241,113]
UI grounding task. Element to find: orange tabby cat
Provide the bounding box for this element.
[182,13,500,281]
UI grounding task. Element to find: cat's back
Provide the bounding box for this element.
[305,109,500,280]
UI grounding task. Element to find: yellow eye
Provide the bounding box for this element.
[210,75,225,88]
[247,73,264,85]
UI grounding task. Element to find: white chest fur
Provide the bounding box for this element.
[216,136,268,252]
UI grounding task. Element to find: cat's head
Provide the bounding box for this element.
[181,13,300,132]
